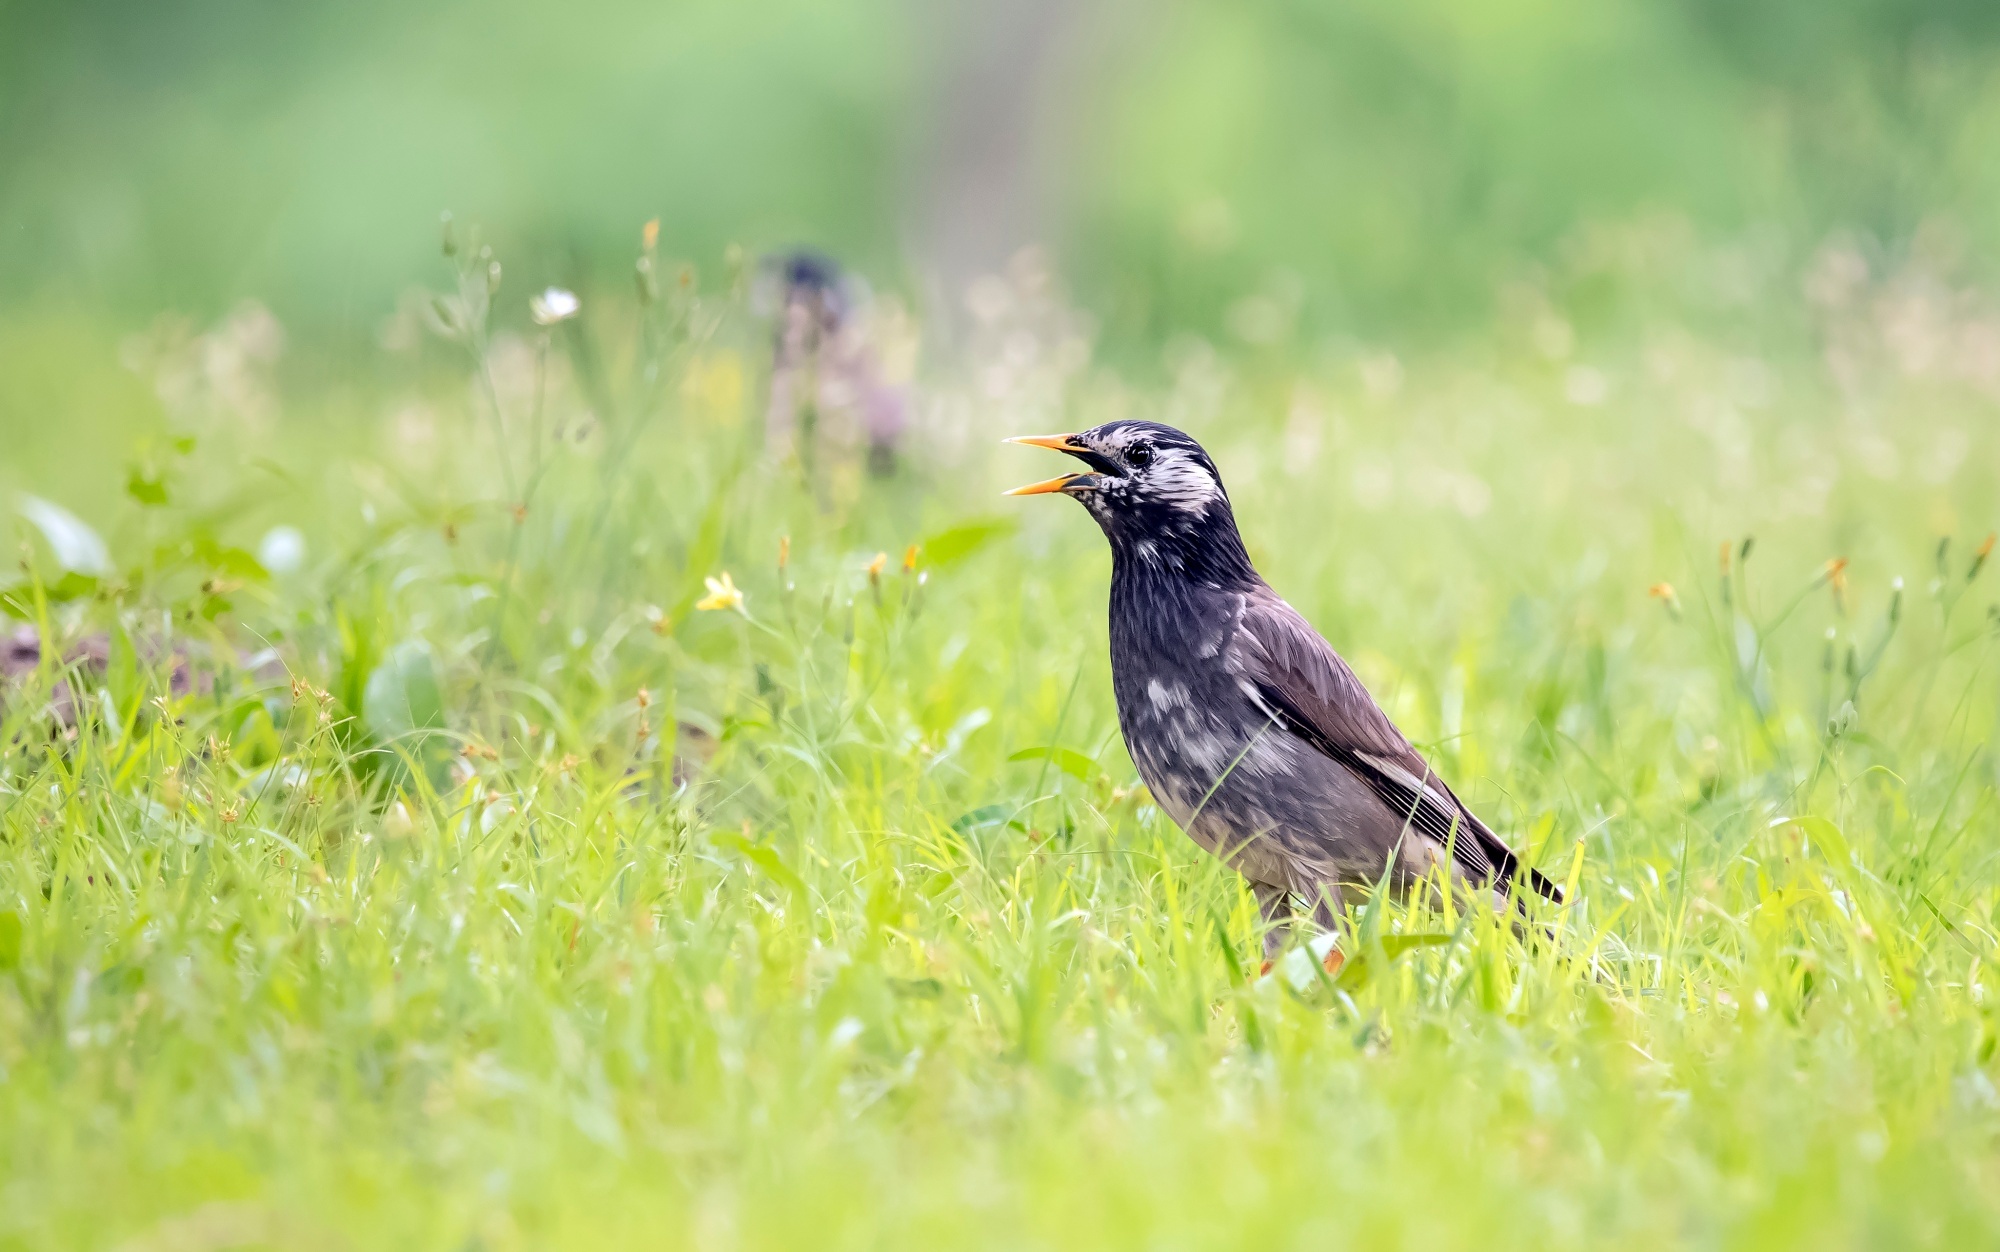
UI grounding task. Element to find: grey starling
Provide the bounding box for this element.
[1007,421,1560,967]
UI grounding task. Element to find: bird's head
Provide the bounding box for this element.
[1005,421,1255,582]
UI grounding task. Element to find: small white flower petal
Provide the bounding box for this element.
[531,287,581,325]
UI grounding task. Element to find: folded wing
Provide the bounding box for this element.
[1231,591,1562,903]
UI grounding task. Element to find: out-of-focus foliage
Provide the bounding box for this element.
[0,0,914,320]
[1072,0,2000,344]
[8,0,2000,344]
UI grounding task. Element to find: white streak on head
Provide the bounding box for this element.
[1144,447,1223,512]
[1086,424,1224,516]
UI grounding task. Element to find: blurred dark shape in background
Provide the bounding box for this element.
[758,250,913,478]
[0,629,40,683]
[0,624,256,727]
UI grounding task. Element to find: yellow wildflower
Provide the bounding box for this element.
[696,572,745,613]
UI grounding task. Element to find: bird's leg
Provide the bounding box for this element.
[1250,883,1347,978]
[1308,885,1347,976]
[1253,881,1292,976]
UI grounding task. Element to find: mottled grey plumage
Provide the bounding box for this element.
[1007,421,1560,958]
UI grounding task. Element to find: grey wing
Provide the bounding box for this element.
[1229,591,1561,902]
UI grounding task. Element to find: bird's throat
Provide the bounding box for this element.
[1102,501,1259,591]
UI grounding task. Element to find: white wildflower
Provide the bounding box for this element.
[530,287,581,325]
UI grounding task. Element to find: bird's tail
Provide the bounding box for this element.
[1520,863,1565,905]
[1463,816,1564,909]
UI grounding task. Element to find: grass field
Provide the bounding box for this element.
[3,224,2000,1250]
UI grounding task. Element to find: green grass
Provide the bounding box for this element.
[3,228,2000,1251]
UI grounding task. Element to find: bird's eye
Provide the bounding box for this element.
[1127,444,1154,468]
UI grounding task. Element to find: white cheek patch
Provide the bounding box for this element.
[1146,449,1222,512]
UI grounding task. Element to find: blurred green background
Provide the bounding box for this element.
[7,0,2000,348]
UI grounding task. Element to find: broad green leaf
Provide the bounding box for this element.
[1786,815,1854,868]
[359,639,450,789]
[19,495,111,576]
[919,517,1018,568]
[1008,745,1098,783]
[711,832,810,911]
[950,804,1009,834]
[1331,933,1454,992]
[126,467,170,507]
[363,640,446,741]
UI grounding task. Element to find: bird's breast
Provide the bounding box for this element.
[1108,598,1293,838]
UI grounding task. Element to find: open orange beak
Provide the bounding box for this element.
[1003,434,1096,496]
[1006,434,1089,453]
[1004,474,1081,496]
